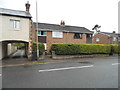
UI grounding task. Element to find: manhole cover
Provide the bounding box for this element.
[78,61,92,64]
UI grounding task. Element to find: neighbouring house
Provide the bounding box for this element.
[93,31,120,44]
[33,21,93,52]
[0,1,33,60]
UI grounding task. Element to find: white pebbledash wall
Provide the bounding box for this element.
[1,15,30,42]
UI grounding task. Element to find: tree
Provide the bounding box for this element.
[92,24,101,32]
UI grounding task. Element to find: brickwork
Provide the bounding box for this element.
[93,33,112,44]
[46,31,87,51]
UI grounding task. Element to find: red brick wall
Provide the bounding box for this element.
[93,33,112,44]
[46,31,87,51]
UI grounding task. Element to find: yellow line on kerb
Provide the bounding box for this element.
[0,62,45,67]
[0,61,66,67]
[0,64,25,67]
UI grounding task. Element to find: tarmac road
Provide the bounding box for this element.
[2,56,119,88]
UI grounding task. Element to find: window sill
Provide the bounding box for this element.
[74,38,82,39]
[38,35,47,36]
[52,37,63,39]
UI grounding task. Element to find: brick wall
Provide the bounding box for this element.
[46,31,87,51]
[93,33,112,44]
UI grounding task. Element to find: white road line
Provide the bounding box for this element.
[0,74,2,76]
[112,63,120,65]
[38,65,94,72]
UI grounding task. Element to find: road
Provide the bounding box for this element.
[2,56,119,88]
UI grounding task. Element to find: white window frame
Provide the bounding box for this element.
[52,31,63,38]
[10,19,20,30]
[96,38,100,42]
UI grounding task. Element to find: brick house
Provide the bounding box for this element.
[93,31,120,44]
[33,21,93,52]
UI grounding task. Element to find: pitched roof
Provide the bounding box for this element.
[0,8,32,18]
[33,22,93,34]
[100,32,120,37]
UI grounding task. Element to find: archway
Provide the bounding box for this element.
[1,40,29,60]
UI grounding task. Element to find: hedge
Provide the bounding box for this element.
[51,43,119,55]
[111,44,120,54]
[32,42,45,55]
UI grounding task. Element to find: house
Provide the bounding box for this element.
[93,31,120,44]
[0,1,33,59]
[33,21,93,52]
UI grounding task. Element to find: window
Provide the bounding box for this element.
[52,31,63,38]
[74,33,82,39]
[10,19,20,29]
[113,37,116,41]
[87,34,92,38]
[38,31,47,36]
[96,38,100,42]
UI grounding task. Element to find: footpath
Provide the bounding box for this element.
[1,56,68,67]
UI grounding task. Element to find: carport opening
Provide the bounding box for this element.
[2,41,29,60]
[8,43,27,58]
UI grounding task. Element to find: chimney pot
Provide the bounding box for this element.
[60,20,65,26]
[113,31,116,33]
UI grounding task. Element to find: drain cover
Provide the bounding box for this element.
[78,61,92,64]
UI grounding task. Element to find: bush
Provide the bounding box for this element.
[79,44,111,54]
[12,43,25,49]
[32,42,45,55]
[51,43,112,55]
[111,44,120,54]
[51,43,80,55]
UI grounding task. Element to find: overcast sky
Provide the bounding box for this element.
[0,0,119,33]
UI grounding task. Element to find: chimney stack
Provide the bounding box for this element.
[25,1,30,12]
[60,20,65,26]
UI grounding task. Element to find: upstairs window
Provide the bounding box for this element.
[10,19,20,29]
[74,33,82,39]
[52,31,63,38]
[38,31,47,36]
[87,34,92,38]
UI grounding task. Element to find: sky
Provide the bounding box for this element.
[0,0,119,33]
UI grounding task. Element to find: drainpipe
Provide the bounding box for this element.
[66,31,69,43]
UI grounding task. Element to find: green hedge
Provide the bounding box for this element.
[111,44,120,54]
[51,43,118,55]
[79,44,111,54]
[32,42,45,55]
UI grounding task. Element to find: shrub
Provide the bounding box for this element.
[32,42,45,55]
[51,43,112,55]
[111,44,120,54]
[79,44,111,54]
[51,43,80,55]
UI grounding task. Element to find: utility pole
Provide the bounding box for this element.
[36,0,39,59]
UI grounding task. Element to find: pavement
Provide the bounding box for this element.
[1,50,84,67]
[1,51,72,67]
[1,50,119,67]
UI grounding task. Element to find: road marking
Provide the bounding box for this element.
[0,74,2,76]
[112,63,120,65]
[38,65,94,72]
